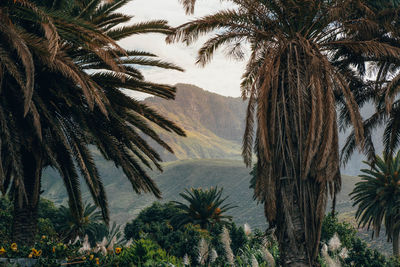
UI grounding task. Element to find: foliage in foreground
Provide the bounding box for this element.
[1,196,400,266]
[320,214,400,267]
[172,187,236,229]
[350,152,400,256]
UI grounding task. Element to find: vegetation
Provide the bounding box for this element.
[1,197,399,266]
[3,0,400,265]
[124,201,248,264]
[351,152,400,256]
[339,0,400,166]
[172,187,236,229]
[0,0,184,245]
[57,203,106,244]
[320,214,400,267]
[169,0,400,265]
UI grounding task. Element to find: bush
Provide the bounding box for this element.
[125,202,249,264]
[115,239,181,266]
[0,197,12,242]
[320,213,400,267]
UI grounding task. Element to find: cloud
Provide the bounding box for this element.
[118,0,248,97]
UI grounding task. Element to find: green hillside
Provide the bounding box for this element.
[42,158,358,228]
[143,84,246,161]
[42,159,266,228]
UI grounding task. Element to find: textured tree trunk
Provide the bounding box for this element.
[276,178,311,267]
[331,194,336,216]
[393,228,400,257]
[12,148,43,246]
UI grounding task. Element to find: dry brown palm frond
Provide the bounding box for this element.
[179,0,197,15]
[13,0,61,58]
[0,20,34,115]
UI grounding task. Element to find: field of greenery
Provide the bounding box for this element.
[0,193,399,267]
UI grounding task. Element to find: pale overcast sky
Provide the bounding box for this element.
[118,0,247,97]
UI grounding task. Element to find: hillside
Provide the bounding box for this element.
[42,159,266,228]
[142,83,380,176]
[143,84,246,161]
[42,159,360,229]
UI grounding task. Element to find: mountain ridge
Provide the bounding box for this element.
[143,83,247,161]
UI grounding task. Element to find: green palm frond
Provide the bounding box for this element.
[172,187,236,229]
[1,0,185,233]
[351,152,400,242]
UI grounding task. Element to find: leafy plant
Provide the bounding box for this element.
[351,152,400,256]
[321,213,400,267]
[57,202,106,245]
[113,239,181,267]
[173,187,236,229]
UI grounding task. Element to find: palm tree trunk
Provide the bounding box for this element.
[12,148,43,246]
[276,178,310,267]
[331,194,336,216]
[393,228,400,257]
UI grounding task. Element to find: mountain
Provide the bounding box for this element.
[143,84,247,161]
[142,83,381,175]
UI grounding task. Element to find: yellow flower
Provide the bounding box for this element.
[115,247,122,254]
[0,247,6,255]
[31,248,42,257]
[89,254,94,260]
[82,256,86,260]
[41,235,46,240]
[95,258,99,265]
[28,253,33,258]
[10,243,17,252]
[52,247,56,253]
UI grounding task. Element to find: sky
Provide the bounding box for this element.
[118,0,248,97]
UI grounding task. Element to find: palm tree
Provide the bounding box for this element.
[338,1,400,167]
[172,187,235,229]
[57,202,105,244]
[351,152,400,256]
[169,0,400,265]
[1,0,185,244]
[1,0,125,244]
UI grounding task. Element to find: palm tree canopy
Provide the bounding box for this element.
[172,187,236,229]
[351,152,400,241]
[338,2,400,166]
[57,202,104,242]
[169,0,400,261]
[0,0,185,224]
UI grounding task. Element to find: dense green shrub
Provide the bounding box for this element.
[115,239,181,266]
[125,202,248,264]
[320,213,400,267]
[0,197,61,242]
[0,197,12,242]
[321,213,357,249]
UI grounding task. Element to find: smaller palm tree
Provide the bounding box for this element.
[351,151,400,256]
[173,187,236,229]
[57,202,105,244]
